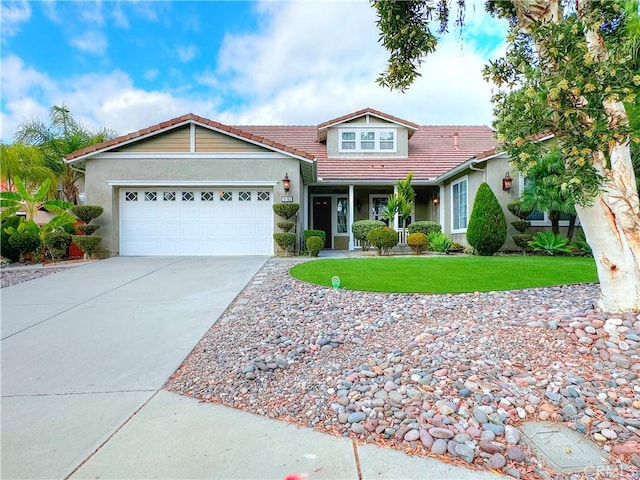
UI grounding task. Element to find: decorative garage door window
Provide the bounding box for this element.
[258,191,270,201]
[125,192,138,201]
[145,192,157,201]
[163,191,176,201]
[201,191,214,201]
[219,191,232,202]
[239,191,251,202]
[182,191,195,202]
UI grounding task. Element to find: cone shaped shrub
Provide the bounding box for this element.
[72,235,102,258]
[466,183,507,256]
[70,205,103,224]
[272,203,299,220]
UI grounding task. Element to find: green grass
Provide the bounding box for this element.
[289,256,598,293]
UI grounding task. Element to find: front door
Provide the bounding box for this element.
[312,196,332,248]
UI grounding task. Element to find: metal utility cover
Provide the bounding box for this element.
[519,422,613,473]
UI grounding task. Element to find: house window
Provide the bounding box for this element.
[370,195,389,223]
[163,191,175,202]
[451,177,468,232]
[339,129,397,153]
[145,192,157,202]
[521,177,575,226]
[239,191,251,202]
[219,191,232,202]
[182,191,194,202]
[201,191,214,202]
[257,191,270,201]
[125,192,137,202]
[336,197,348,234]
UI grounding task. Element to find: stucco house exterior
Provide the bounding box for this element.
[65,108,560,257]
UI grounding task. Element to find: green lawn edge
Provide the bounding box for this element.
[289,256,598,294]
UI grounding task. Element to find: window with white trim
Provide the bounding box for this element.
[339,128,397,152]
[370,195,389,223]
[336,198,348,234]
[451,177,468,232]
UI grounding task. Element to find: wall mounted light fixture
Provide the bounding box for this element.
[282,173,291,192]
[502,172,513,193]
[433,194,440,205]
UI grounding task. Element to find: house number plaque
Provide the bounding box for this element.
[281,196,293,203]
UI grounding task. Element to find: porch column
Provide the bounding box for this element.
[393,185,399,231]
[348,184,355,250]
[303,184,309,231]
[438,185,445,227]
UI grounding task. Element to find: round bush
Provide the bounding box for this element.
[408,221,442,236]
[273,232,296,254]
[366,227,398,256]
[71,235,102,258]
[70,205,104,224]
[351,220,385,251]
[77,224,100,235]
[8,231,41,259]
[272,203,300,220]
[466,183,507,256]
[306,235,324,257]
[44,231,72,261]
[407,232,428,254]
[303,229,326,253]
[277,221,295,232]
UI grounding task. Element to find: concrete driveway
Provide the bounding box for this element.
[1,256,268,478]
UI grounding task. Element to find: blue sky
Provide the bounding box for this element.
[1,1,507,141]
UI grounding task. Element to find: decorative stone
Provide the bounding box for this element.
[504,425,520,444]
[488,453,506,469]
[431,439,448,455]
[455,443,476,463]
[506,446,526,462]
[429,427,454,439]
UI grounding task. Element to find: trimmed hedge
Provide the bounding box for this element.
[77,224,100,235]
[351,220,385,251]
[367,227,398,256]
[72,235,102,258]
[44,231,72,262]
[466,183,507,256]
[306,236,324,257]
[273,232,296,254]
[407,232,428,254]
[1,216,22,262]
[507,201,533,220]
[70,205,103,224]
[273,203,300,220]
[277,221,295,232]
[513,233,534,252]
[511,220,531,233]
[9,231,41,259]
[408,221,442,236]
[303,229,326,251]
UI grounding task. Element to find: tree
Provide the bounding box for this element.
[15,105,116,203]
[519,148,577,241]
[0,177,73,224]
[1,143,58,194]
[466,182,507,255]
[373,0,640,312]
[382,172,415,233]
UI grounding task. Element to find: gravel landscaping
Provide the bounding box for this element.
[166,258,640,480]
[0,265,69,288]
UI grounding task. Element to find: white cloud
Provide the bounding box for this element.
[177,44,199,63]
[144,68,159,81]
[1,0,31,39]
[77,1,104,26]
[70,30,108,55]
[111,2,129,29]
[41,0,60,23]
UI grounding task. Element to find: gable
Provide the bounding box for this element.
[113,126,190,153]
[194,127,270,153]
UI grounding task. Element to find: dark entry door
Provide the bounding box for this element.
[312,197,332,248]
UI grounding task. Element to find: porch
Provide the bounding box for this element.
[304,184,441,250]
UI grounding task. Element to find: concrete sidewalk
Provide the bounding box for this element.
[1,256,503,479]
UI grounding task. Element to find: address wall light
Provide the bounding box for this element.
[433,194,440,205]
[282,173,291,192]
[502,172,513,193]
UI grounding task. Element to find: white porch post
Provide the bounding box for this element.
[438,185,445,228]
[348,184,355,250]
[393,184,399,231]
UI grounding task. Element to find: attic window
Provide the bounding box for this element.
[339,128,396,153]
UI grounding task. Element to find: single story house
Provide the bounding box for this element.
[65,108,563,256]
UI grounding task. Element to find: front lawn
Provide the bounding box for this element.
[289,256,598,293]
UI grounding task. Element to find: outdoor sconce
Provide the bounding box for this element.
[502,172,513,193]
[282,173,291,192]
[433,194,440,205]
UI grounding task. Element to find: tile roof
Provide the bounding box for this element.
[317,107,419,131]
[65,111,498,183]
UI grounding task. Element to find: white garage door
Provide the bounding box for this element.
[119,188,274,255]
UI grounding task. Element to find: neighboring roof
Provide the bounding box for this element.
[65,113,317,163]
[242,124,497,182]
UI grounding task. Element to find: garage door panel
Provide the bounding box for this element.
[120,188,274,256]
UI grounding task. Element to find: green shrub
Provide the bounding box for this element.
[528,231,572,256]
[277,221,295,232]
[513,234,534,253]
[272,203,300,220]
[1,216,22,262]
[507,201,533,220]
[571,233,592,257]
[70,205,103,224]
[306,236,324,257]
[8,231,41,260]
[303,229,326,252]
[44,231,72,262]
[428,232,453,253]
[407,232,428,254]
[449,242,464,252]
[463,246,477,255]
[366,227,398,256]
[408,221,442,236]
[71,235,102,258]
[77,224,100,235]
[511,220,531,233]
[466,183,507,256]
[351,220,385,251]
[273,232,296,255]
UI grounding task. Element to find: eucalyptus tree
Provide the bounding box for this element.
[15,105,116,203]
[373,0,640,312]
